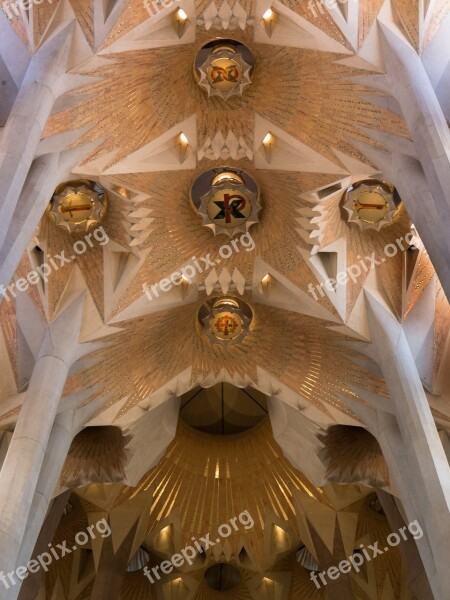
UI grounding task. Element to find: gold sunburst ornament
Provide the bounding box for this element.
[191,168,261,238]
[48,180,108,233]
[194,40,253,100]
[342,179,399,231]
[199,297,253,346]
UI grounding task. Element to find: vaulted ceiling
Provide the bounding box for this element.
[1,0,450,598]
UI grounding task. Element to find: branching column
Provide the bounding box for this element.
[358,294,450,599]
[377,490,433,600]
[376,24,450,299]
[0,296,87,598]
[6,413,76,600]
[0,25,73,259]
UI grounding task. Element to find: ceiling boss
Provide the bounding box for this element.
[191,167,262,237]
[342,179,400,232]
[194,39,254,100]
[47,180,108,234]
[198,297,253,346]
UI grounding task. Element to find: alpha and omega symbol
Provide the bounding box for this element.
[207,59,241,89]
[209,66,239,83]
[194,40,254,100]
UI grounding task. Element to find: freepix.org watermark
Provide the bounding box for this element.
[143,510,255,584]
[1,0,54,20]
[310,519,424,588]
[307,231,416,301]
[0,226,109,303]
[142,231,255,301]
[0,518,112,589]
[143,0,180,15]
[307,0,355,18]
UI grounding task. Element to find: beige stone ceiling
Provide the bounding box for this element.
[1,0,450,451]
[45,422,410,599]
[1,1,450,598]
[5,0,449,52]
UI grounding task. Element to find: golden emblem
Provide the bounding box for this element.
[342,179,399,231]
[195,41,253,100]
[48,180,107,233]
[192,168,261,237]
[199,298,253,346]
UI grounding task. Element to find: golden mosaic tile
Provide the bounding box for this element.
[43,31,408,170]
[64,298,388,419]
[314,197,412,319]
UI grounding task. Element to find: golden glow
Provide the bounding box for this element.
[200,296,252,346]
[210,311,244,341]
[206,56,243,93]
[195,40,253,100]
[49,180,107,233]
[115,187,128,198]
[211,171,244,186]
[211,44,237,56]
[191,166,261,237]
[213,298,240,309]
[59,191,93,223]
[170,578,188,592]
[204,45,243,93]
[262,133,274,163]
[343,179,397,231]
[353,190,390,224]
[173,7,189,37]
[261,273,271,297]
[262,8,277,36]
[178,132,189,163]
[260,577,276,590]
[206,187,252,229]
[271,523,290,551]
[178,274,191,300]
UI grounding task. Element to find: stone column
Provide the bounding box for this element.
[0,141,98,291]
[360,24,450,299]
[0,295,87,596]
[0,12,30,90]
[356,293,450,599]
[0,25,73,254]
[7,413,76,600]
[377,490,434,600]
[310,527,354,600]
[89,522,138,600]
[17,491,71,600]
[0,154,59,290]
